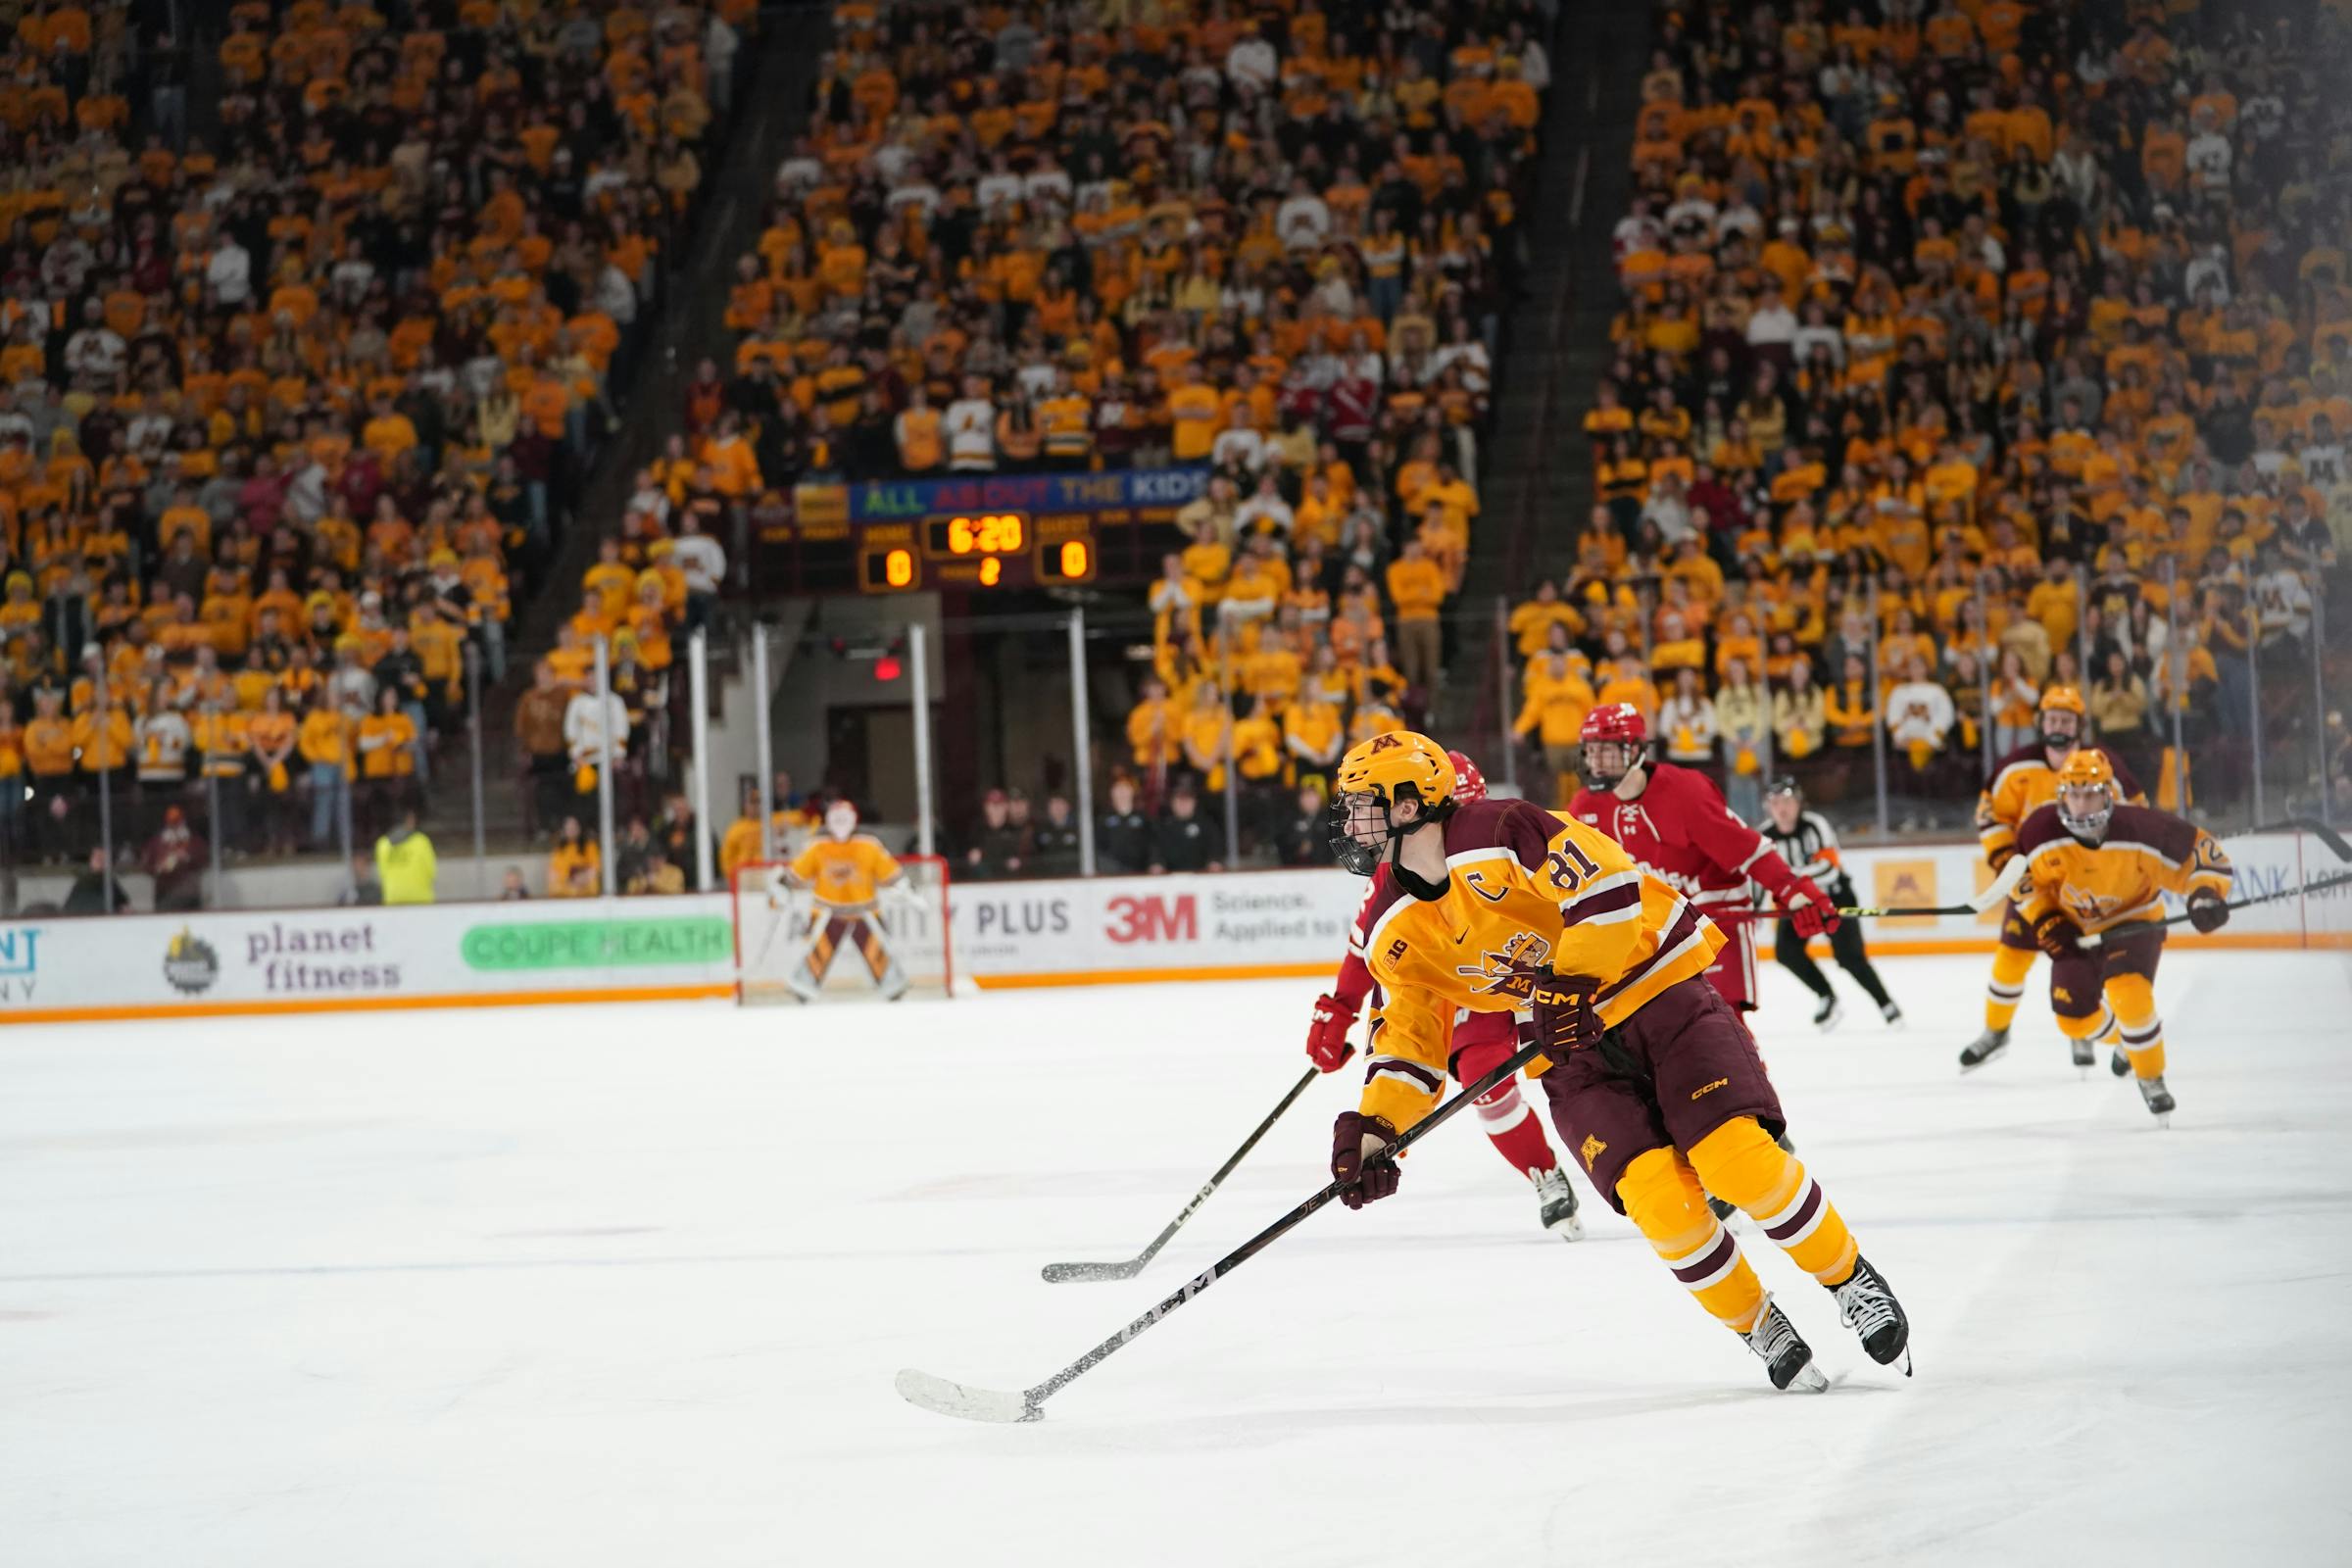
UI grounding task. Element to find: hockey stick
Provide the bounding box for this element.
[898,1036,1549,1423]
[2085,866,2352,947]
[1041,1065,1321,1284]
[1711,853,2028,924]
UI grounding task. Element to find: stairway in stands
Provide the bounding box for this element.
[419,8,829,853]
[1439,0,1644,775]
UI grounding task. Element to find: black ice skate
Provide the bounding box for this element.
[2071,1037,2096,1073]
[2111,1049,2131,1077]
[1531,1166,1583,1241]
[1745,1296,1828,1393]
[1958,1027,2009,1071]
[2138,1075,2176,1125]
[1880,1002,1904,1028]
[1832,1254,1911,1375]
[1706,1194,1737,1223]
[1813,994,1842,1031]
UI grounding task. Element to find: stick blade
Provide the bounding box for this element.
[895,1368,1042,1424]
[1040,1259,1144,1284]
[1971,854,2029,912]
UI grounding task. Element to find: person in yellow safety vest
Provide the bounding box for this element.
[374,809,438,904]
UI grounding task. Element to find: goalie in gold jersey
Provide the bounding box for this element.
[2013,750,2233,1123]
[1325,730,1911,1392]
[775,800,916,1001]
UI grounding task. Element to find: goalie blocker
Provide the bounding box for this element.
[731,848,955,1004]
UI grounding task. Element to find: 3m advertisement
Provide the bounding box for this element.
[0,828,2339,1023]
[950,870,1363,983]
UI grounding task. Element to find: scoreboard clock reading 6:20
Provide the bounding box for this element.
[857,512,1099,593]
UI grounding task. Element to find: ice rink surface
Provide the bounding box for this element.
[5,952,2351,1568]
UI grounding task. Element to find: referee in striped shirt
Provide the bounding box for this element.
[1758,779,1902,1030]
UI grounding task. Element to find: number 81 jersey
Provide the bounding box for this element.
[1352,798,1725,1133]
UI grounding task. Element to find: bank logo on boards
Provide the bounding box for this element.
[163,929,220,995]
[0,927,38,1003]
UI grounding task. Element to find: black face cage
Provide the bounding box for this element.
[1580,739,1642,792]
[1327,788,1392,876]
[1328,783,1450,876]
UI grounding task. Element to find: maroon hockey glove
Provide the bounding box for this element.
[1332,1111,1400,1208]
[1525,972,1601,1055]
[2031,908,2083,958]
[2186,888,2230,934]
[1783,876,1840,939]
[1305,993,1358,1072]
[1986,844,2016,875]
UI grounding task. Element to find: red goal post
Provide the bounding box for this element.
[729,853,955,1003]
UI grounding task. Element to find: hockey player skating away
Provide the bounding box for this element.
[1305,750,1583,1241]
[2014,751,2232,1123]
[773,800,916,1002]
[1326,731,1910,1392]
[1964,687,2144,1071]
[1566,704,1841,1016]
[1756,778,1901,1030]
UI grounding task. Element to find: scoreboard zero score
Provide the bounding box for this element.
[857,513,1099,593]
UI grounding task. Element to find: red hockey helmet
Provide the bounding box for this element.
[1445,750,1488,803]
[1579,702,1648,792]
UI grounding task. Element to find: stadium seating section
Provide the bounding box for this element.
[1513,0,2345,826]
[0,0,746,881]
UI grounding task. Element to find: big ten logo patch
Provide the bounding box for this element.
[1875,858,1939,930]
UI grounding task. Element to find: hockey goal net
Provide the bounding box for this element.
[730,854,955,1003]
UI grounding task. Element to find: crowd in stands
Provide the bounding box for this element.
[0,0,746,899]
[1505,0,2346,829]
[707,0,1557,859]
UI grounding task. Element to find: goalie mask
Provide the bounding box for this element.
[1330,730,1457,897]
[2038,685,2086,753]
[1579,702,1649,792]
[824,799,858,841]
[2055,748,2116,843]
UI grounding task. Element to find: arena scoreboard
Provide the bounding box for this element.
[779,466,1212,597]
[856,512,1101,593]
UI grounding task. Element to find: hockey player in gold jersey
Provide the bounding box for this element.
[1962,686,2145,1072]
[775,800,915,1001]
[2014,750,2233,1122]
[1325,730,1910,1391]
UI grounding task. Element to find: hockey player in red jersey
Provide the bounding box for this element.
[1305,751,1583,1241]
[1566,704,1840,1012]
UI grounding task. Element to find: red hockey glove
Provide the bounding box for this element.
[2031,908,2083,958]
[2186,888,2230,934]
[1305,992,1358,1072]
[1525,972,1601,1055]
[1784,876,1840,939]
[1331,1110,1400,1208]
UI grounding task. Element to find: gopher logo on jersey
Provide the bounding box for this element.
[2058,886,2130,924]
[1455,929,1551,995]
